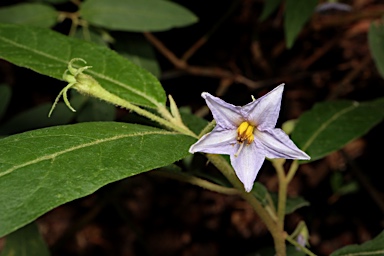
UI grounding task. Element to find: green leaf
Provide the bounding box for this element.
[0,3,57,28]
[114,33,161,77]
[0,122,195,237]
[0,85,11,120]
[292,98,384,162]
[259,0,282,21]
[251,182,270,206]
[0,103,75,135]
[331,172,359,196]
[76,97,116,122]
[80,0,198,32]
[330,230,384,256]
[270,194,310,214]
[284,0,317,48]
[284,196,310,214]
[179,107,209,135]
[369,22,384,79]
[73,27,109,47]
[42,0,69,3]
[0,23,166,108]
[0,222,50,256]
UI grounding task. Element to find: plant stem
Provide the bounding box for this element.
[273,159,288,231]
[206,154,286,256]
[286,160,299,183]
[153,170,239,195]
[285,235,317,256]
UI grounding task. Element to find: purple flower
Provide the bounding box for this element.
[315,3,352,13]
[189,84,310,192]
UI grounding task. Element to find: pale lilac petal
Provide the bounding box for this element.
[230,143,265,192]
[242,84,284,130]
[202,92,243,129]
[254,129,310,160]
[189,129,238,155]
[315,3,352,13]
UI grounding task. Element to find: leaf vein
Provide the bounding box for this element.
[302,103,357,151]
[0,130,176,178]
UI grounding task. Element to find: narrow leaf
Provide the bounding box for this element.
[259,0,282,21]
[0,23,166,108]
[292,98,384,162]
[284,0,317,48]
[0,103,76,135]
[270,194,309,214]
[284,196,309,214]
[369,22,384,79]
[252,182,269,206]
[80,0,198,32]
[0,222,50,256]
[0,3,57,28]
[0,122,195,237]
[330,230,384,256]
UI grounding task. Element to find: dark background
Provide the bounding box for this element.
[0,0,384,255]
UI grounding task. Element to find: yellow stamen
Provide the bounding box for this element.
[235,121,255,157]
[237,121,255,144]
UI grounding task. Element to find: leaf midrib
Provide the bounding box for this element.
[0,30,161,107]
[302,103,357,151]
[0,130,175,178]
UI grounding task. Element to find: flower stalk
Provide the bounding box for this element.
[51,60,315,255]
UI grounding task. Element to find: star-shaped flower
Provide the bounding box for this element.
[189,84,310,192]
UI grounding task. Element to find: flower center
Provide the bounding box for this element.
[235,121,255,157]
[237,121,255,144]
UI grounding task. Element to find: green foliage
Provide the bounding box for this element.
[284,0,317,48]
[179,107,209,134]
[259,0,282,21]
[369,22,384,79]
[0,23,166,108]
[0,103,75,135]
[0,122,195,237]
[283,196,309,215]
[80,0,198,32]
[254,183,309,214]
[0,3,57,28]
[0,222,49,256]
[292,98,384,162]
[75,97,116,122]
[330,230,384,256]
[251,182,270,205]
[114,33,161,77]
[41,0,69,3]
[330,172,359,196]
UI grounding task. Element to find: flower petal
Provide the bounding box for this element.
[255,128,310,160]
[230,143,265,192]
[242,84,284,130]
[189,129,238,155]
[202,92,243,129]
